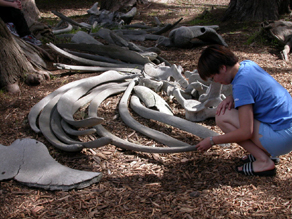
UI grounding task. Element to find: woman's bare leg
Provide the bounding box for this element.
[216,109,275,172]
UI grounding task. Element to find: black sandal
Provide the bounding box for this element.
[236,162,276,177]
[241,154,280,165]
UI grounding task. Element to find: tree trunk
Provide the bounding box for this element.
[0,19,35,91]
[0,17,51,93]
[223,0,291,22]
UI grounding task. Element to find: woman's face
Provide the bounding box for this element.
[210,65,232,85]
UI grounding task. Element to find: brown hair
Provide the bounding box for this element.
[197,45,238,81]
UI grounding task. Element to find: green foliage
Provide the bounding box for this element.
[245,28,282,48]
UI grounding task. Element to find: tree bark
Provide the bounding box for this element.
[223,0,291,22]
[0,19,35,90]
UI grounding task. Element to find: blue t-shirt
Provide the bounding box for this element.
[231,60,292,131]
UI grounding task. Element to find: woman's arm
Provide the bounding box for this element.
[196,104,254,151]
[0,0,22,9]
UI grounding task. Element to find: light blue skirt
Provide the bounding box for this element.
[259,122,292,157]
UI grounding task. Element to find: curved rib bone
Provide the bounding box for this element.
[61,119,96,136]
[57,71,136,128]
[92,92,197,153]
[52,22,73,35]
[88,82,130,118]
[130,95,218,139]
[38,95,84,152]
[29,77,94,133]
[119,78,190,147]
[51,107,112,148]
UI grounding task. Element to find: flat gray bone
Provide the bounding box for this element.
[134,85,173,115]
[130,95,219,138]
[173,88,222,122]
[90,85,197,153]
[0,138,102,191]
[54,63,142,74]
[119,78,190,147]
[143,63,188,88]
[57,71,136,128]
[38,94,84,152]
[71,31,103,45]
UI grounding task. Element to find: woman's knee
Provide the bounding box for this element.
[215,109,239,129]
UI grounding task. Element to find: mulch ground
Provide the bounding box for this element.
[0,0,292,218]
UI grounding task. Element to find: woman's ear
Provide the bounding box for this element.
[219,65,227,74]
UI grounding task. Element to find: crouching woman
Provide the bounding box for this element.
[195,45,292,176]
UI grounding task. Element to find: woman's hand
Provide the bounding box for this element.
[10,0,22,9]
[216,95,234,116]
[195,138,212,152]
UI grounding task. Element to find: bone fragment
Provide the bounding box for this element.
[133,85,173,115]
[143,63,188,88]
[173,88,222,122]
[138,78,163,92]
